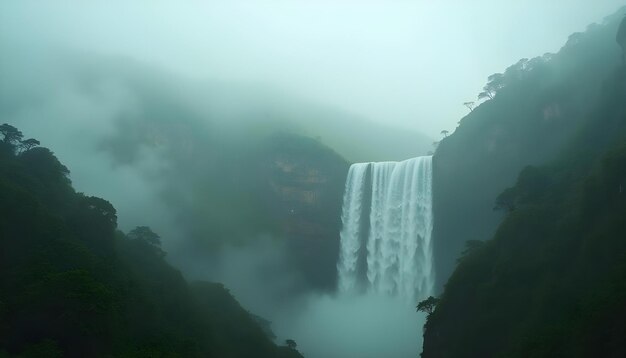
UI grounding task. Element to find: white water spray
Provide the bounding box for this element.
[337,156,434,301]
[337,163,369,292]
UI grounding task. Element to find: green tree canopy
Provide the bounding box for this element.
[285,339,297,349]
[128,226,162,247]
[19,138,40,153]
[417,296,439,316]
[0,123,23,146]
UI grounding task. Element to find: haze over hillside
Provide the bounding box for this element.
[2,1,626,358]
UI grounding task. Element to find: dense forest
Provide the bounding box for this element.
[432,8,625,290]
[2,2,626,357]
[422,8,626,358]
[0,125,303,357]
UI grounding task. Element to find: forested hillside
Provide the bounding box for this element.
[0,124,303,358]
[422,10,626,358]
[432,8,625,289]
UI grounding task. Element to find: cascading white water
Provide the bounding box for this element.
[337,156,434,301]
[337,163,369,292]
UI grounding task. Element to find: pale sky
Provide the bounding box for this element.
[1,0,625,137]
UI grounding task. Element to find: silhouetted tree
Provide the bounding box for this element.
[128,226,162,247]
[478,91,492,101]
[285,339,297,350]
[463,102,475,112]
[503,58,532,81]
[128,226,165,258]
[441,130,449,138]
[19,138,40,153]
[84,196,117,227]
[417,296,439,316]
[0,123,23,146]
[19,147,71,193]
[478,73,506,101]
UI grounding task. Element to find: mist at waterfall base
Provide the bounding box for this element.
[181,156,434,358]
[181,240,427,358]
[0,42,434,356]
[274,293,426,358]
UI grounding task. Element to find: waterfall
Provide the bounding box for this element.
[337,156,434,300]
[337,163,369,292]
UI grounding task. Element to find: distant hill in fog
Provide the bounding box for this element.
[0,50,432,165]
[2,50,429,289]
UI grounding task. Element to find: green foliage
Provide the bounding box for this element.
[0,123,23,145]
[416,296,439,316]
[478,73,505,100]
[128,226,162,247]
[463,102,475,112]
[0,125,303,357]
[423,9,626,357]
[285,339,297,349]
[0,125,42,158]
[127,226,165,258]
[432,6,626,292]
[18,138,40,153]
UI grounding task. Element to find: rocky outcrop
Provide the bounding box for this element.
[258,134,350,290]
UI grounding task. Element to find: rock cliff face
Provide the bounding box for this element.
[101,114,350,290]
[258,134,349,290]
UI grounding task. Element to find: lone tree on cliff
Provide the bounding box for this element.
[0,123,23,145]
[478,73,505,101]
[417,296,440,316]
[285,339,297,350]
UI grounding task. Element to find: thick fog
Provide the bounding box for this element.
[2,0,624,137]
[181,238,426,358]
[2,1,625,357]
